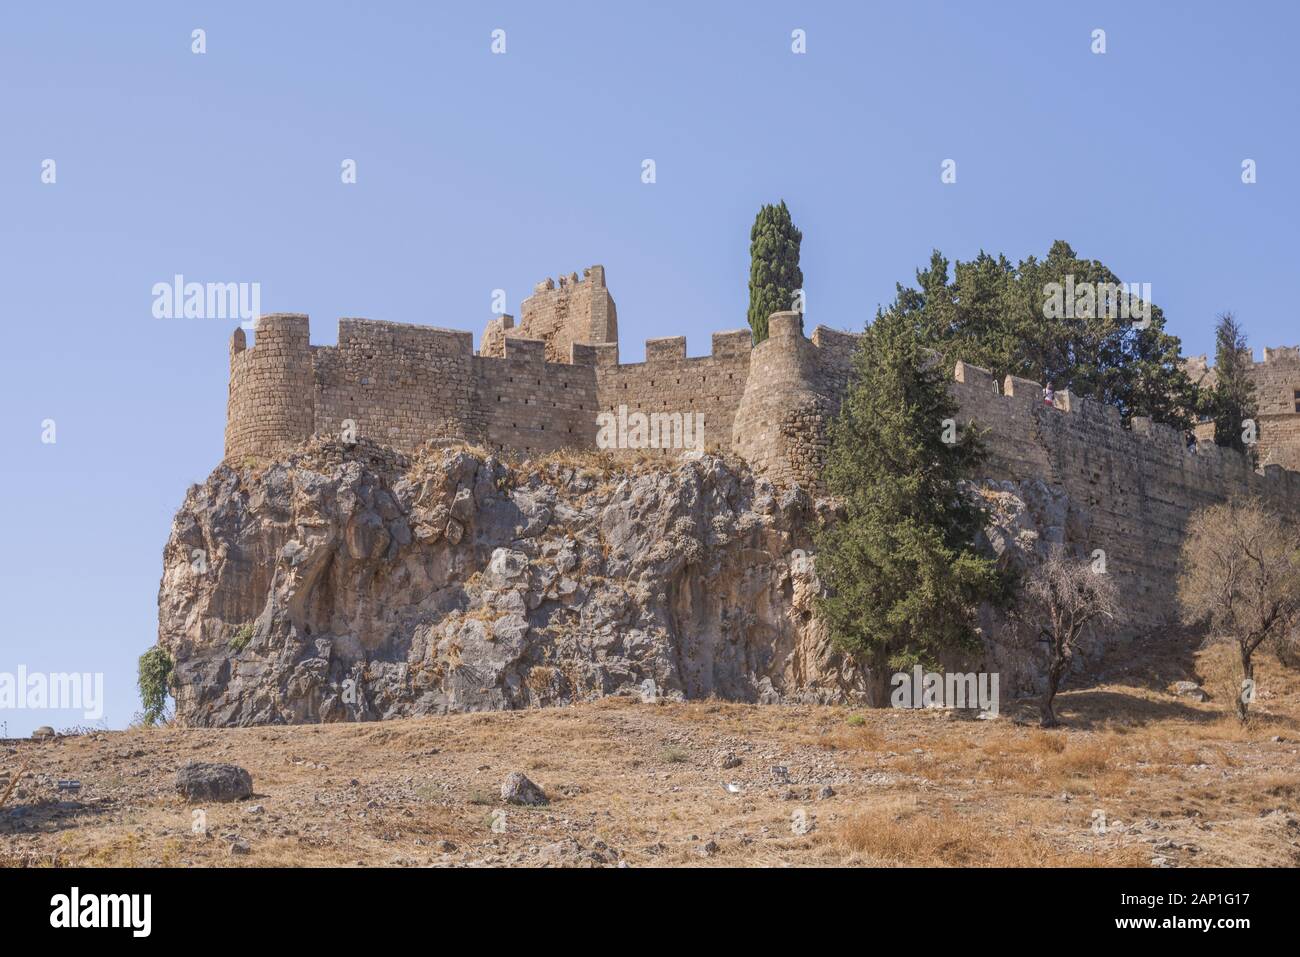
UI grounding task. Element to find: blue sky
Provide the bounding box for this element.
[1,1,1296,735]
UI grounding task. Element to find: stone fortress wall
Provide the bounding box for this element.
[952,361,1300,627]
[224,264,1300,628]
[1183,346,1300,471]
[224,266,862,484]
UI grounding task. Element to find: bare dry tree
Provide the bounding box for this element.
[0,756,30,811]
[1016,549,1119,727]
[1177,499,1300,722]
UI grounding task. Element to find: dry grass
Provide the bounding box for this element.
[0,759,29,811]
[2,643,1298,868]
[832,797,1147,867]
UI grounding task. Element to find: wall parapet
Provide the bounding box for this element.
[947,356,1300,630]
[221,282,1300,495]
[949,359,1297,482]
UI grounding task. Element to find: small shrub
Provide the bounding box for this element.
[660,746,689,764]
[526,666,558,696]
[846,713,867,726]
[230,623,254,652]
[136,647,173,726]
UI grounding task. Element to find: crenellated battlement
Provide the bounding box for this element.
[1185,344,1300,374]
[953,359,1298,481]
[481,263,618,364]
[1180,344,1300,470]
[224,271,1300,492]
[948,357,1300,628]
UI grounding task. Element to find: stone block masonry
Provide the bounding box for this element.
[953,359,1300,628]
[595,329,753,460]
[1183,346,1300,470]
[479,265,618,364]
[223,267,861,472]
[225,316,313,461]
[730,312,857,487]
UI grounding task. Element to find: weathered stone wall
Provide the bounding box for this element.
[313,320,481,450]
[952,360,1300,628]
[1253,348,1300,469]
[478,313,513,360]
[593,329,752,460]
[313,325,604,458]
[224,314,314,461]
[480,265,617,364]
[475,338,600,457]
[222,272,1300,565]
[730,313,858,487]
[224,266,750,464]
[1183,346,1300,470]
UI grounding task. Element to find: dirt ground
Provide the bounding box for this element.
[2,636,1298,868]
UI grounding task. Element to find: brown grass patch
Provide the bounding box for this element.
[832,798,1144,867]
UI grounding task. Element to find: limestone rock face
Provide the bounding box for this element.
[970,478,1105,698]
[158,439,864,726]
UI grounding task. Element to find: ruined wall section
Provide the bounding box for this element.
[481,265,618,363]
[224,314,314,461]
[951,361,1300,628]
[594,330,752,459]
[479,314,513,359]
[1182,346,1300,471]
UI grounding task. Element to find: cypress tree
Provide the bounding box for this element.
[814,308,1006,702]
[747,201,803,343]
[1210,311,1259,463]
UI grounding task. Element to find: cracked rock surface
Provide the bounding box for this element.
[158,440,862,726]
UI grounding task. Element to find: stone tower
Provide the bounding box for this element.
[480,265,618,363]
[730,312,855,488]
[1184,345,1300,470]
[224,314,314,461]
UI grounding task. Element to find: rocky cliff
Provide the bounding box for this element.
[158,440,871,726]
[157,439,1086,726]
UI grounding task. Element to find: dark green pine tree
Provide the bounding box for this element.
[889,240,1199,430]
[747,200,804,343]
[814,308,1007,703]
[1210,311,1259,463]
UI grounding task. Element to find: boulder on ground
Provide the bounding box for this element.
[501,771,547,806]
[175,762,253,802]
